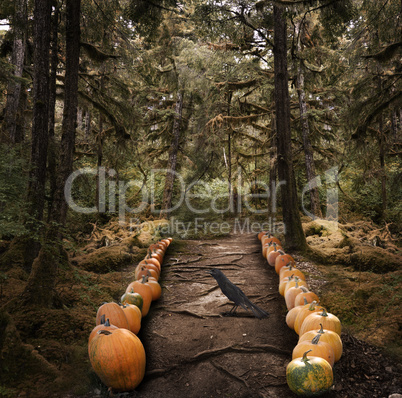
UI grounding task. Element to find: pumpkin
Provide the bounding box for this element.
[262,240,282,257]
[121,304,142,335]
[294,301,325,335]
[267,248,285,267]
[265,242,283,257]
[285,280,306,310]
[294,287,319,307]
[279,275,295,296]
[292,334,335,367]
[286,350,333,396]
[88,329,146,391]
[135,263,159,280]
[258,231,268,240]
[275,253,296,274]
[143,276,162,301]
[299,324,343,362]
[139,257,161,274]
[96,302,129,329]
[147,249,163,265]
[121,290,143,311]
[299,308,342,337]
[283,276,308,296]
[161,237,172,246]
[126,278,153,317]
[280,266,306,281]
[88,315,118,345]
[286,298,309,330]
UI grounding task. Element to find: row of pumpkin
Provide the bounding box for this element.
[87,237,173,392]
[258,231,342,397]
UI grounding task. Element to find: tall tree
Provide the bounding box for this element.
[4,0,27,144]
[49,0,81,227]
[25,0,81,307]
[294,18,322,219]
[26,0,52,225]
[161,90,184,215]
[273,4,307,251]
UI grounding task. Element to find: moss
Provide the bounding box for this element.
[73,245,146,273]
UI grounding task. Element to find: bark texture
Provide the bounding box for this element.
[4,0,27,144]
[161,90,184,216]
[26,0,52,223]
[273,5,307,251]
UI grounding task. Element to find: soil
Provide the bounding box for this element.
[1,230,401,397]
[111,233,400,398]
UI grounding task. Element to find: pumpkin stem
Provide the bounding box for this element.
[300,286,309,293]
[320,308,329,317]
[100,314,106,325]
[105,318,111,326]
[141,275,149,284]
[308,301,317,310]
[98,330,112,336]
[303,297,308,305]
[312,334,321,345]
[318,323,324,334]
[302,349,313,363]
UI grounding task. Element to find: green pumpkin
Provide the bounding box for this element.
[121,290,143,310]
[286,350,333,396]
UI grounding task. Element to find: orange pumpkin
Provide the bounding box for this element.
[135,263,159,280]
[279,275,295,296]
[292,334,335,368]
[96,302,129,329]
[298,324,343,362]
[121,304,142,335]
[139,257,161,272]
[294,287,319,307]
[286,298,309,330]
[294,301,325,335]
[267,248,285,267]
[275,253,296,274]
[299,308,342,337]
[283,277,308,296]
[280,266,306,281]
[88,315,118,346]
[265,242,283,258]
[143,276,162,301]
[285,280,306,310]
[88,329,146,391]
[127,277,153,317]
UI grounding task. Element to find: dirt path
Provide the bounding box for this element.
[135,233,299,398]
[131,233,401,398]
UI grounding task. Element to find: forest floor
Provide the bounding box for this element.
[0,220,401,397]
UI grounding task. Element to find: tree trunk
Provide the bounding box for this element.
[26,0,52,225]
[24,0,81,307]
[161,90,184,216]
[378,117,387,217]
[273,5,307,251]
[4,0,27,144]
[49,0,81,227]
[295,21,322,219]
[47,4,60,220]
[268,112,277,219]
[85,110,91,138]
[96,67,105,213]
[227,91,234,212]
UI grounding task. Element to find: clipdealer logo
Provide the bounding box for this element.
[64,167,339,234]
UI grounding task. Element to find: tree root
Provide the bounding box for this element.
[145,343,291,380]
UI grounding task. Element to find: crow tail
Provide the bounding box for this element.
[246,300,269,319]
